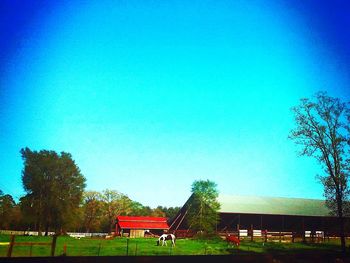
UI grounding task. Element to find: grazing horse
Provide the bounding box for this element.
[226,234,240,247]
[157,234,176,247]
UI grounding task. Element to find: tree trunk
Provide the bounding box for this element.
[37,220,42,236]
[38,198,43,236]
[45,223,49,236]
[337,196,346,253]
[110,220,115,234]
[339,215,346,253]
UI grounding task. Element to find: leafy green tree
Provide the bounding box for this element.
[20,148,86,235]
[128,201,152,216]
[155,206,180,219]
[9,205,24,230]
[0,191,16,229]
[82,191,103,233]
[187,180,220,235]
[118,194,135,216]
[19,195,36,231]
[289,92,350,253]
[101,189,133,232]
[151,207,166,217]
[165,207,181,219]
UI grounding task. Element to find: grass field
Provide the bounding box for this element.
[0,235,343,257]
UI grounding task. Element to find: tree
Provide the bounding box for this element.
[151,207,166,217]
[187,179,220,235]
[82,191,103,233]
[0,191,16,229]
[154,206,181,219]
[128,201,152,216]
[164,207,181,219]
[101,189,133,232]
[20,148,86,235]
[19,195,37,231]
[289,92,350,252]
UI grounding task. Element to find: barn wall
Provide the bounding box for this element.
[218,213,347,235]
[169,195,350,235]
[130,229,145,238]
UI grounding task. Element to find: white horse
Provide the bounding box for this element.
[157,234,176,247]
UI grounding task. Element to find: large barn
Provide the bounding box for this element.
[170,194,350,238]
[116,216,169,238]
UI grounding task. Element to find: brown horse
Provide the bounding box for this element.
[226,234,240,246]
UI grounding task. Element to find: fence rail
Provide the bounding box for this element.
[173,230,195,238]
[0,230,108,237]
[4,235,57,257]
[1,232,348,257]
[217,229,333,243]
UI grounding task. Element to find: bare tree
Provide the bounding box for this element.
[289,92,350,252]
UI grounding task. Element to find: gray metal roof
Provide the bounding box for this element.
[218,194,332,217]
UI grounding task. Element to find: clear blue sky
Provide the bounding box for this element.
[1,0,350,208]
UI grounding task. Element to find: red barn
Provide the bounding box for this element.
[115,216,169,238]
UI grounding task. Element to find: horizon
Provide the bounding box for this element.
[1,1,350,208]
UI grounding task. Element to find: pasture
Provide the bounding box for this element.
[0,234,343,257]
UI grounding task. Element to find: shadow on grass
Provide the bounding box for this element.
[262,242,342,255]
[225,241,350,263]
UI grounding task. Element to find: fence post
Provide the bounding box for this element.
[237,224,240,239]
[250,225,254,242]
[292,232,295,243]
[97,242,102,256]
[51,235,57,257]
[29,243,33,257]
[63,244,67,256]
[126,239,129,256]
[7,235,15,257]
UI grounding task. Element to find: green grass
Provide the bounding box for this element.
[0,235,343,257]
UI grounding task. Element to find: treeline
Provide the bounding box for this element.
[0,148,179,235]
[2,148,220,236]
[79,189,180,233]
[0,189,180,234]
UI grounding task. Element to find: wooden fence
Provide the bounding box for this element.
[173,230,195,238]
[218,229,328,243]
[3,235,57,257]
[0,230,108,238]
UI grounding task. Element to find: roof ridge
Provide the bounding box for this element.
[219,193,325,202]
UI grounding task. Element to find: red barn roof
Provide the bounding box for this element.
[116,216,169,230]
